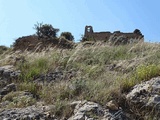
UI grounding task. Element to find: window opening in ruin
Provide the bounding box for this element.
[87,27,91,32]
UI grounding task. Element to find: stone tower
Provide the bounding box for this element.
[84,26,94,37]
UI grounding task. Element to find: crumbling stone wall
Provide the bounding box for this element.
[13,35,54,51]
[13,35,74,51]
[84,26,144,43]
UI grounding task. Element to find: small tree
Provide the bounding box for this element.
[60,32,74,41]
[134,29,142,35]
[34,22,59,38]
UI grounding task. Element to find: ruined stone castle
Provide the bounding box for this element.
[84,26,144,43]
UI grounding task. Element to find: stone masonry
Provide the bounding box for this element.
[84,25,144,43]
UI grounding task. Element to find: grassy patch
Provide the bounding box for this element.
[18,58,49,81]
[50,100,73,119]
[121,64,160,92]
[18,82,42,98]
[2,91,36,108]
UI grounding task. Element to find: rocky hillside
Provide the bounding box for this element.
[0,41,160,119]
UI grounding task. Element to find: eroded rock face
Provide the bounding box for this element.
[0,65,21,81]
[0,104,55,120]
[69,101,126,120]
[126,77,160,117]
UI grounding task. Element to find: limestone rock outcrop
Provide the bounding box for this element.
[126,77,160,118]
[69,100,126,120]
[0,104,55,120]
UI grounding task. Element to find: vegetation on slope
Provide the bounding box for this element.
[1,41,160,118]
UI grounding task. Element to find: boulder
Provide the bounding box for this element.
[126,77,160,118]
[0,65,21,81]
[69,100,126,120]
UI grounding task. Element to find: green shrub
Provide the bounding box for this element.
[121,64,160,92]
[60,32,74,41]
[135,64,160,81]
[19,58,49,81]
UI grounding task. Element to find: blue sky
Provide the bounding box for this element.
[0,0,160,46]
